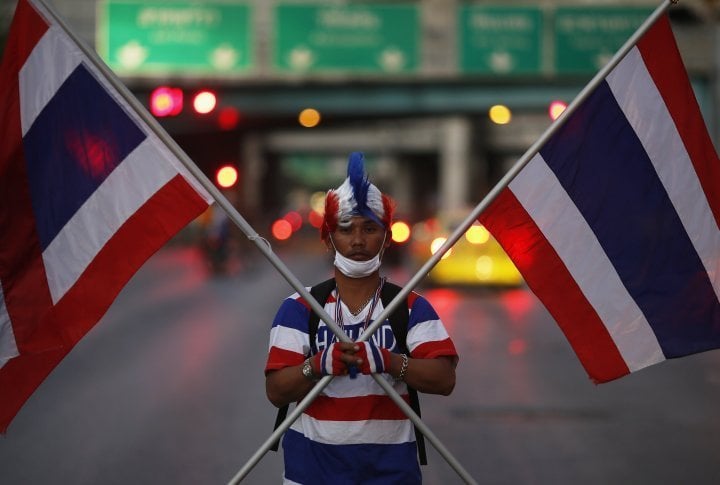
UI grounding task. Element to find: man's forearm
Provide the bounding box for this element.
[265,364,316,408]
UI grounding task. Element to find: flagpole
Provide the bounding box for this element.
[359,0,675,345]
[32,1,474,481]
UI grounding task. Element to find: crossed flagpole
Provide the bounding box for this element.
[35,0,674,482]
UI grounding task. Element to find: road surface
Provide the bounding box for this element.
[1,243,719,484]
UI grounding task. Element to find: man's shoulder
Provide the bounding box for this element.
[274,292,314,321]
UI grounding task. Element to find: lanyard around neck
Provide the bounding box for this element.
[333,278,385,342]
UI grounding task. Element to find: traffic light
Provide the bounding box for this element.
[488,104,512,125]
[308,210,323,229]
[218,106,241,130]
[283,211,303,232]
[271,219,293,241]
[390,221,411,244]
[298,108,321,128]
[149,86,183,117]
[215,165,238,188]
[549,100,568,121]
[192,89,218,115]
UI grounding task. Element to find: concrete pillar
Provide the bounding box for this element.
[240,134,263,220]
[387,156,411,217]
[438,116,471,215]
[421,0,457,76]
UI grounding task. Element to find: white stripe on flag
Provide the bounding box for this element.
[140,122,213,202]
[607,47,720,301]
[0,281,19,368]
[509,155,665,371]
[42,137,180,303]
[19,25,81,135]
[19,24,212,204]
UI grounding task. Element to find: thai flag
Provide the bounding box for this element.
[480,14,720,383]
[0,0,213,431]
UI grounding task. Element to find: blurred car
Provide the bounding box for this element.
[408,214,523,287]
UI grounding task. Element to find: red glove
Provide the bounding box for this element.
[356,341,392,375]
[312,343,349,376]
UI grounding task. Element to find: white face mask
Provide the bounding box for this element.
[330,233,386,278]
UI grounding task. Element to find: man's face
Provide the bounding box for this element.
[328,216,390,260]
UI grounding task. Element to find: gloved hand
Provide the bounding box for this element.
[355,340,392,375]
[312,342,353,376]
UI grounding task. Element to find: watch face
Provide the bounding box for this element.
[302,361,313,379]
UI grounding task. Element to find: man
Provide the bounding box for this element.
[265,152,458,484]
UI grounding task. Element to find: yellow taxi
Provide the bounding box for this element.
[407,214,523,287]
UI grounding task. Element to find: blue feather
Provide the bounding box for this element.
[348,152,370,214]
[346,152,384,226]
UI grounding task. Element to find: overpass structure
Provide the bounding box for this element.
[2,0,718,222]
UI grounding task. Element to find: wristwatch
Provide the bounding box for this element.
[302,358,318,381]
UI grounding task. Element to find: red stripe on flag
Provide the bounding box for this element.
[638,15,720,228]
[306,394,410,421]
[51,175,208,343]
[0,0,56,352]
[0,175,208,432]
[1,0,49,70]
[479,189,630,383]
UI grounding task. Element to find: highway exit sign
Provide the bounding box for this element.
[98,1,252,75]
[273,4,419,74]
[554,6,654,74]
[459,5,544,75]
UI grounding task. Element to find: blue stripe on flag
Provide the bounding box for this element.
[540,81,720,358]
[23,64,145,250]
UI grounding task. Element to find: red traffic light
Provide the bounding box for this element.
[271,219,293,241]
[218,107,241,130]
[149,86,183,117]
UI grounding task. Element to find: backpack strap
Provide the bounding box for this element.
[271,278,335,452]
[380,282,427,466]
[307,278,336,354]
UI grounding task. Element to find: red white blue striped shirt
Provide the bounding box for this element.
[266,287,458,484]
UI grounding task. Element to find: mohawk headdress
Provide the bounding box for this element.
[321,152,395,241]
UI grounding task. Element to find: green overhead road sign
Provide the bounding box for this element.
[554,6,653,74]
[459,5,544,75]
[274,4,419,73]
[98,1,252,75]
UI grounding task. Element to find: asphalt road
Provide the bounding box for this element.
[1,243,719,484]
